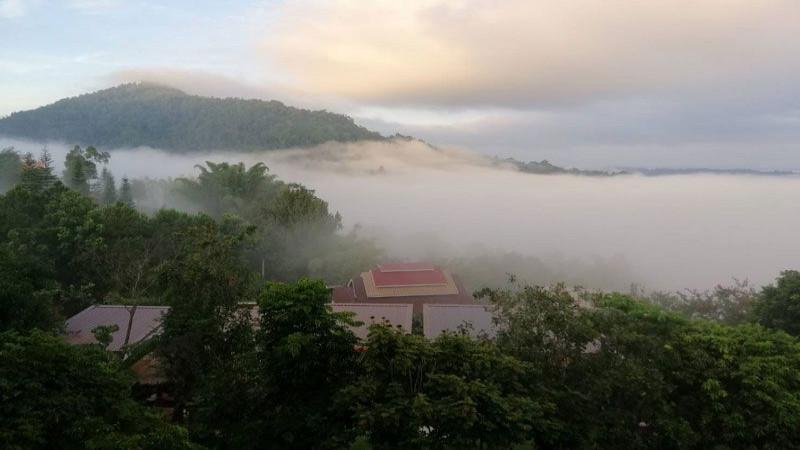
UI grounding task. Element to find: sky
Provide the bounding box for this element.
[3,0,800,169]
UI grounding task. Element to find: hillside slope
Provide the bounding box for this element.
[0,83,384,151]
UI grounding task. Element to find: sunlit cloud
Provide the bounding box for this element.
[264,0,800,107]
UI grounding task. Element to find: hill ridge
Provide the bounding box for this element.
[0,83,384,151]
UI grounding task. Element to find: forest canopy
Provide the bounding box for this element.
[0,83,384,151]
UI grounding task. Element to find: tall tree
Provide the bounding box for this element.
[119,177,134,206]
[0,147,20,192]
[190,278,360,449]
[62,145,109,194]
[100,167,117,204]
[176,161,277,219]
[157,214,256,420]
[753,270,800,336]
[19,150,57,192]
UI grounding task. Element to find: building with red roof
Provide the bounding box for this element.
[331,262,478,313]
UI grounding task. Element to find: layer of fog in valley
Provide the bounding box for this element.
[3,136,798,292]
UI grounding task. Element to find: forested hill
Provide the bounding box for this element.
[0,83,384,151]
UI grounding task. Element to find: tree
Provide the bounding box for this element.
[753,270,800,336]
[0,245,60,333]
[176,161,278,219]
[0,147,20,192]
[343,325,550,449]
[157,214,256,421]
[119,177,134,206]
[19,148,57,192]
[258,184,343,281]
[583,293,800,449]
[63,145,109,194]
[483,282,800,449]
[0,183,106,316]
[190,278,360,449]
[0,330,197,450]
[633,279,757,326]
[100,167,117,204]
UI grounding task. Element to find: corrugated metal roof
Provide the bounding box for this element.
[65,305,169,351]
[423,304,496,339]
[371,266,448,287]
[331,303,413,339]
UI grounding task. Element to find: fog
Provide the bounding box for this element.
[3,137,798,291]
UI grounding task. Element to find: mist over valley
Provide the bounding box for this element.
[3,134,797,292]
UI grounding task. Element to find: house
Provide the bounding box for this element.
[65,305,173,410]
[331,262,478,314]
[330,303,413,339]
[422,304,496,339]
[65,305,169,352]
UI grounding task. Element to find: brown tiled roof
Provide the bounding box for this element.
[362,269,459,297]
[341,272,477,314]
[370,266,448,287]
[65,305,169,351]
[331,303,413,339]
[423,304,496,339]
[330,285,355,302]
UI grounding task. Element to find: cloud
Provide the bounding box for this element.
[0,0,26,18]
[4,135,797,291]
[263,0,800,107]
[106,68,278,100]
[67,0,122,14]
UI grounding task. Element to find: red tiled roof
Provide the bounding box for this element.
[378,262,435,272]
[371,267,448,287]
[341,274,477,314]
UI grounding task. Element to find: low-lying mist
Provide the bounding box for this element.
[4,136,798,291]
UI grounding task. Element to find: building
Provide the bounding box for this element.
[331,262,478,314]
[422,304,496,339]
[330,303,413,339]
[65,305,169,352]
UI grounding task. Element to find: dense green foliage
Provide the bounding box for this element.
[172,161,382,283]
[157,214,257,418]
[63,145,109,194]
[753,270,800,336]
[633,279,758,326]
[0,83,384,150]
[2,151,800,449]
[343,326,546,449]
[0,148,21,191]
[482,284,800,449]
[0,330,196,450]
[186,279,360,449]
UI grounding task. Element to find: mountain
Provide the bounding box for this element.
[0,83,384,151]
[621,167,799,176]
[493,157,625,176]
